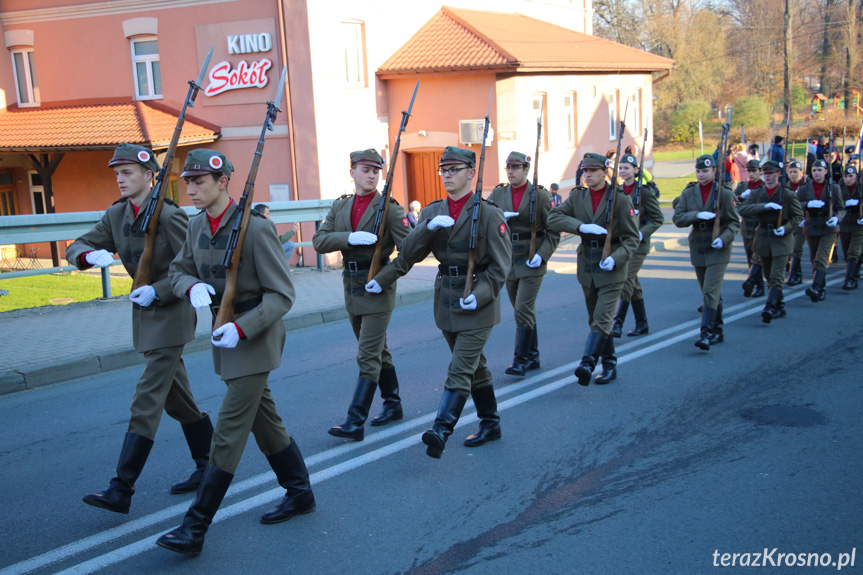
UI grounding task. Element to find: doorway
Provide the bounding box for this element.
[404,150,446,211]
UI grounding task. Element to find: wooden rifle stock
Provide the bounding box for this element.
[528,99,543,261]
[602,101,628,260]
[464,88,493,299]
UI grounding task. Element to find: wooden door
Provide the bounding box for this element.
[405,150,446,211]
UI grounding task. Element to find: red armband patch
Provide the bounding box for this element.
[402,217,409,227]
[630,208,635,216]
[499,223,506,236]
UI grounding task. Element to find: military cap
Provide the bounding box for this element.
[745,159,762,170]
[108,143,160,173]
[505,151,531,166]
[550,183,559,190]
[811,159,829,170]
[761,160,783,173]
[620,154,639,168]
[350,148,385,168]
[181,149,234,178]
[581,152,610,169]
[695,155,716,169]
[439,146,475,167]
[786,159,802,169]
[845,165,858,175]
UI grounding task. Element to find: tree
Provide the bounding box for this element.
[733,95,771,128]
[670,100,712,142]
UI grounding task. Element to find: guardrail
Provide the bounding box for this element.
[0,199,335,295]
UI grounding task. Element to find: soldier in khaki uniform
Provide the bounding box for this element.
[372,147,511,457]
[734,159,766,298]
[547,153,639,385]
[67,143,211,515]
[487,151,560,376]
[785,159,809,285]
[839,165,863,289]
[797,159,844,302]
[610,154,663,338]
[737,160,803,323]
[672,155,739,350]
[158,150,314,557]
[312,149,410,441]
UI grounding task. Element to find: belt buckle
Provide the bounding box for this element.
[698,222,708,230]
[210,305,220,317]
[347,261,358,272]
[511,232,520,241]
[449,266,459,277]
[589,240,600,249]
[767,223,776,230]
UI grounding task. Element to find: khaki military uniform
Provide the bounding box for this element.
[622,182,664,301]
[312,192,410,381]
[672,183,740,308]
[375,193,511,395]
[66,198,202,439]
[737,186,804,288]
[839,183,863,262]
[791,179,809,260]
[734,181,763,268]
[170,203,296,474]
[797,180,845,271]
[547,186,640,335]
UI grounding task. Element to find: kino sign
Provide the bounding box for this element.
[205,32,274,97]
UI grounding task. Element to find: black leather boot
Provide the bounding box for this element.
[695,306,717,350]
[156,465,233,557]
[463,385,501,447]
[525,326,540,371]
[709,300,724,345]
[761,288,777,323]
[742,264,762,297]
[574,332,606,386]
[773,289,787,318]
[627,298,649,336]
[611,299,629,338]
[422,390,468,459]
[786,257,802,286]
[261,441,316,524]
[594,337,617,384]
[370,366,403,426]
[806,270,826,302]
[328,377,377,441]
[82,432,153,514]
[505,327,532,376]
[843,260,859,290]
[171,413,214,494]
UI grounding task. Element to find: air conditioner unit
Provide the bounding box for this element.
[459,120,494,146]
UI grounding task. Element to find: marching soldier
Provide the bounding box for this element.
[737,160,803,322]
[547,153,639,385]
[370,146,511,457]
[312,149,410,441]
[158,150,314,557]
[734,159,766,298]
[610,153,663,338]
[488,151,560,376]
[672,155,739,350]
[839,164,863,289]
[67,143,212,515]
[785,159,809,285]
[797,159,844,302]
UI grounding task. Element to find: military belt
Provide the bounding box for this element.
[345,258,389,273]
[438,263,488,277]
[511,231,546,242]
[210,294,264,317]
[695,221,713,231]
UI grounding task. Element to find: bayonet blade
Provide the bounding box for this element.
[197,46,213,87]
[405,79,419,117]
[274,66,287,110]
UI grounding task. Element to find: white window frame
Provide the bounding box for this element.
[564,92,577,147]
[342,21,367,88]
[130,36,162,100]
[607,91,618,141]
[630,90,641,133]
[28,171,47,215]
[10,48,40,107]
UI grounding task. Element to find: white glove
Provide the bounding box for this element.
[633,209,640,215]
[808,199,826,208]
[711,237,724,249]
[599,256,615,271]
[638,230,644,242]
[129,285,157,307]
[826,216,839,227]
[526,254,542,268]
[85,249,115,268]
[858,218,863,225]
[799,220,805,228]
[763,202,782,211]
[741,190,751,199]
[579,223,607,235]
[697,211,716,220]
[365,279,382,293]
[427,215,455,231]
[211,323,240,348]
[189,283,216,309]
[503,211,519,220]
[459,294,477,310]
[773,226,785,237]
[846,199,860,207]
[347,231,377,246]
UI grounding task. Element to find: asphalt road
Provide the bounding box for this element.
[1,242,861,575]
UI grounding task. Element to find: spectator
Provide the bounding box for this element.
[747,143,760,162]
[254,203,299,263]
[768,135,785,164]
[727,148,740,189]
[407,200,421,228]
[830,151,843,183]
[550,183,562,207]
[734,143,749,183]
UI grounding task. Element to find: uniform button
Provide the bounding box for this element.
[211,238,217,245]
[211,266,219,274]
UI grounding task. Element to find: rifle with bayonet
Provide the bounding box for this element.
[528,99,543,262]
[711,105,733,241]
[602,100,628,260]
[133,46,213,291]
[632,128,648,213]
[464,87,493,299]
[367,80,419,283]
[855,120,863,220]
[778,105,791,228]
[213,66,287,334]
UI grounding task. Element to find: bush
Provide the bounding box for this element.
[733,95,770,129]
[669,101,712,142]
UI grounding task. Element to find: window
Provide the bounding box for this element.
[342,21,367,88]
[607,91,618,141]
[11,49,39,106]
[131,37,162,100]
[0,172,17,216]
[29,171,46,215]
[532,93,548,151]
[564,92,577,147]
[629,89,641,133]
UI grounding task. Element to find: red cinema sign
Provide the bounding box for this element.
[204,58,272,97]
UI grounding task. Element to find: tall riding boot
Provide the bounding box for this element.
[574,332,606,386]
[806,270,826,302]
[786,257,802,286]
[82,432,154,514]
[843,260,859,290]
[505,327,533,376]
[156,465,233,557]
[422,390,468,459]
[627,298,649,336]
[761,288,777,324]
[328,377,377,441]
[525,326,540,371]
[694,306,717,350]
[773,288,787,318]
[260,441,317,524]
[611,299,629,338]
[818,268,827,300]
[370,366,403,426]
[709,300,724,345]
[171,413,214,494]
[594,337,617,384]
[742,264,763,297]
[463,385,501,447]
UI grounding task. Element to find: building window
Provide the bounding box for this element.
[342,21,367,88]
[29,171,46,214]
[533,93,548,151]
[564,92,577,147]
[630,89,641,133]
[11,49,39,106]
[0,171,17,216]
[607,91,618,141]
[131,37,162,100]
